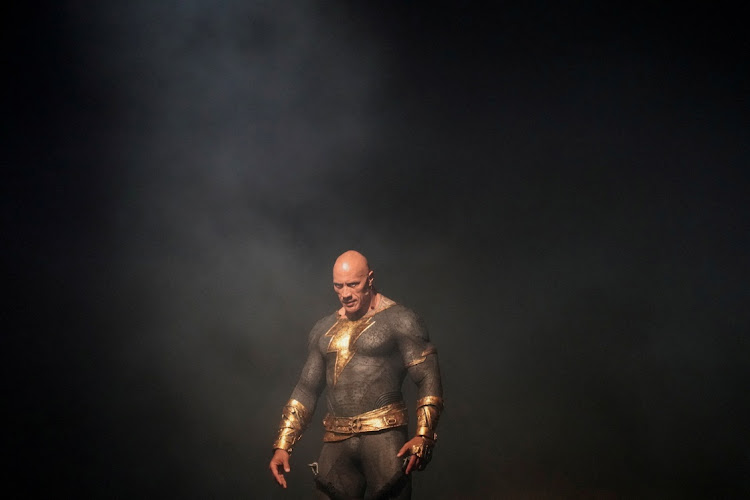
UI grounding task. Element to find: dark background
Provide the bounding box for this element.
[6,1,748,498]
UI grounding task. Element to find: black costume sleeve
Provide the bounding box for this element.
[395,309,443,400]
[289,320,327,413]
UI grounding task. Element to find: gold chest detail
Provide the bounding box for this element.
[325,316,376,386]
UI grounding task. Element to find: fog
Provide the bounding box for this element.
[8,2,748,498]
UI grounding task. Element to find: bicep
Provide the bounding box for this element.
[396,313,432,368]
[290,341,326,409]
[406,352,442,397]
[396,312,443,396]
[297,348,325,392]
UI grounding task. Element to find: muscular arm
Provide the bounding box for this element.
[396,310,443,399]
[288,328,327,412]
[270,321,328,488]
[394,308,444,473]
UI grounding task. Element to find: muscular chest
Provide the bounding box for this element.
[317,316,398,384]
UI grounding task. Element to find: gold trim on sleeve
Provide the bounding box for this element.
[405,346,438,368]
[272,399,311,454]
[416,396,444,409]
[415,396,443,441]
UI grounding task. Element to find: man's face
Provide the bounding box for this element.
[332,266,374,318]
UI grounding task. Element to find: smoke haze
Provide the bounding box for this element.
[7,2,748,498]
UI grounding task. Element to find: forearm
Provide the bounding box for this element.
[272,349,325,453]
[272,399,312,453]
[415,395,443,440]
[408,354,444,440]
[289,382,319,413]
[409,353,443,400]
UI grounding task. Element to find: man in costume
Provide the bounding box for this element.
[269,250,444,499]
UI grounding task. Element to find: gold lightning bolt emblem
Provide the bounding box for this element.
[325,316,376,386]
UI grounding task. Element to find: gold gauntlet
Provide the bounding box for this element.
[272,399,311,454]
[410,439,432,458]
[415,396,443,441]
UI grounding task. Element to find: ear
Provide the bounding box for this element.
[367,270,375,287]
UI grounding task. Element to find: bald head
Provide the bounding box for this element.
[333,250,370,276]
[332,250,375,319]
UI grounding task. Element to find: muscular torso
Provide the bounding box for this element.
[290,299,441,418]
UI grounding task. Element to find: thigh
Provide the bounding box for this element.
[314,438,366,499]
[360,428,411,500]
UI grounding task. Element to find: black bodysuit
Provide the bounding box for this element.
[288,299,443,499]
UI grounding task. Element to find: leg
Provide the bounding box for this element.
[360,428,411,500]
[314,438,366,500]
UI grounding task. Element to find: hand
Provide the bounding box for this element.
[269,449,291,488]
[396,436,435,475]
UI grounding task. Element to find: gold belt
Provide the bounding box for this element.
[322,402,408,442]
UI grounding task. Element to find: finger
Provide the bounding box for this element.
[405,455,417,475]
[270,463,287,488]
[396,443,410,457]
[276,469,288,488]
[270,465,282,484]
[282,455,291,473]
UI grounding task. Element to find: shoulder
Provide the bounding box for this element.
[307,312,338,345]
[315,310,339,328]
[379,303,429,340]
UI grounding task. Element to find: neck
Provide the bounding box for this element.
[341,292,380,320]
[368,292,381,311]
